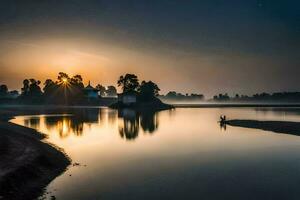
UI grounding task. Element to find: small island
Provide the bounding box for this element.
[109,74,174,111]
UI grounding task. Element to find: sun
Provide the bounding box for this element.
[62,78,68,84]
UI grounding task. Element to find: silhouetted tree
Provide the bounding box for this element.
[43,79,56,97]
[69,74,84,92]
[57,72,70,84]
[28,79,42,96]
[139,81,160,101]
[163,91,204,101]
[71,74,83,85]
[166,91,177,98]
[21,79,30,96]
[117,74,139,92]
[106,86,117,97]
[42,72,85,104]
[213,93,230,101]
[0,84,8,96]
[96,84,106,96]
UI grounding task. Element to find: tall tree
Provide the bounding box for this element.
[96,84,106,96]
[28,79,42,96]
[21,79,30,96]
[106,86,117,97]
[43,79,56,97]
[57,72,70,84]
[0,84,8,96]
[71,74,84,88]
[139,81,160,101]
[117,74,139,93]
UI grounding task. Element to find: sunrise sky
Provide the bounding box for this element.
[0,0,299,96]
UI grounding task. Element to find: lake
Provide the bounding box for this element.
[11,107,300,200]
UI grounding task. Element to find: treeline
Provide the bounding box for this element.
[0,72,162,105]
[159,91,205,101]
[0,84,19,99]
[212,92,300,102]
[0,72,117,105]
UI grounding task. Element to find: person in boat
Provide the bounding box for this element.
[220,115,227,123]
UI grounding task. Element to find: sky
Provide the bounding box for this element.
[0,0,299,97]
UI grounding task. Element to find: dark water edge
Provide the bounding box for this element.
[226,120,300,136]
[0,110,71,200]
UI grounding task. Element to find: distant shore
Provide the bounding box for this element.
[2,102,300,110]
[226,119,300,136]
[0,108,71,200]
[172,103,300,108]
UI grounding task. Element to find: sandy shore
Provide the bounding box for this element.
[0,107,71,200]
[226,119,300,136]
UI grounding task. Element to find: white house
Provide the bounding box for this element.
[118,91,137,105]
[84,81,99,99]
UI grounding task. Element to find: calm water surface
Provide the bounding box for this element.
[11,107,300,200]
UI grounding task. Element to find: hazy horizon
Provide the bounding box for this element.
[0,0,299,97]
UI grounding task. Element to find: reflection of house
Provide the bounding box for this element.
[118,91,137,105]
[84,81,99,99]
[119,108,137,119]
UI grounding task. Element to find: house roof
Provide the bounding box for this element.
[84,81,98,91]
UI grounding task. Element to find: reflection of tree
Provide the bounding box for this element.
[44,116,83,138]
[107,109,118,125]
[99,108,118,125]
[42,108,100,138]
[119,109,139,140]
[118,109,160,140]
[24,117,40,129]
[22,108,160,140]
[140,112,159,133]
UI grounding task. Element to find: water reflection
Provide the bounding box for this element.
[118,109,159,140]
[21,108,159,140]
[44,116,84,138]
[220,121,227,131]
[24,117,40,129]
[42,108,101,138]
[140,111,159,133]
[13,108,300,200]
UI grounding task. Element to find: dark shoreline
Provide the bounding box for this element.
[226,119,300,136]
[0,108,71,200]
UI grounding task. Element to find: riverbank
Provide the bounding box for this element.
[226,119,300,136]
[0,109,71,200]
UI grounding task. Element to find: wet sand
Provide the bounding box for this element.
[0,107,71,200]
[226,120,300,136]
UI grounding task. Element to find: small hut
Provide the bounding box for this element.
[84,81,99,99]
